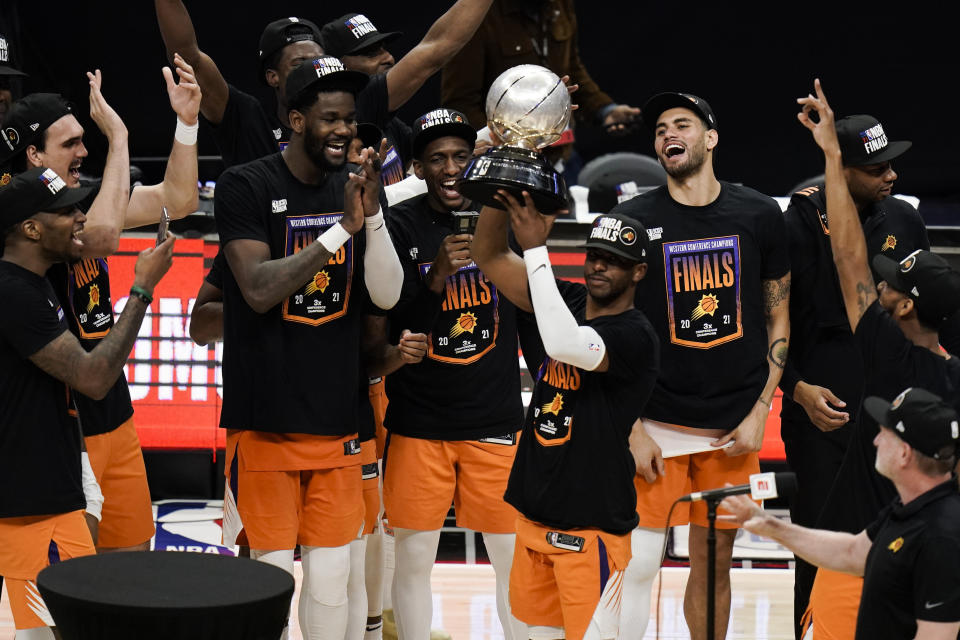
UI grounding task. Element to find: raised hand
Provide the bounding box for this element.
[796,78,840,155]
[493,189,559,251]
[133,233,176,295]
[86,69,127,143]
[164,52,201,126]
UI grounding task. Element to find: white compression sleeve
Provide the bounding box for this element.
[481,532,527,640]
[300,544,351,640]
[620,527,668,639]
[345,538,368,640]
[523,246,606,370]
[80,452,103,522]
[363,208,403,310]
[392,527,442,640]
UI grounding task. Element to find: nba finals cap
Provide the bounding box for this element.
[411,108,476,158]
[258,17,323,77]
[320,13,401,58]
[1,93,73,163]
[285,57,369,107]
[582,212,648,263]
[865,388,960,459]
[872,249,960,327]
[1,33,27,77]
[835,115,911,166]
[0,167,92,228]
[641,92,717,134]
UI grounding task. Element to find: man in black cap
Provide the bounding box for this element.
[778,108,948,636]
[214,56,402,640]
[0,167,174,637]
[0,59,200,557]
[608,91,791,640]
[473,198,659,640]
[795,78,960,640]
[369,108,525,640]
[155,0,493,181]
[721,386,960,640]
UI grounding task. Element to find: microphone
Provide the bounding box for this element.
[679,472,797,503]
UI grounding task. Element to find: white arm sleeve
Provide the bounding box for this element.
[364,207,403,310]
[81,452,103,522]
[524,245,607,371]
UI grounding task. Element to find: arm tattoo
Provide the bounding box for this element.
[768,337,787,369]
[763,276,791,317]
[856,280,874,317]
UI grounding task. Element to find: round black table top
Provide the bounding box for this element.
[37,552,294,640]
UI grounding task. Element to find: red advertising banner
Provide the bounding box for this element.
[109,238,785,461]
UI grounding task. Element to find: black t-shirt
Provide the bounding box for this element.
[779,186,931,424]
[818,302,960,534]
[204,250,227,290]
[214,152,369,435]
[0,261,85,517]
[612,183,790,430]
[355,73,412,185]
[208,84,289,169]
[383,194,523,440]
[47,259,134,437]
[504,282,660,534]
[857,478,960,639]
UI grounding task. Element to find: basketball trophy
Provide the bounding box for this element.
[457,65,572,213]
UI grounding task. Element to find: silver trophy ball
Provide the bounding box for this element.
[485,65,572,151]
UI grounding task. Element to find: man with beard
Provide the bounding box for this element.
[0,59,200,554]
[0,167,174,638]
[778,110,955,636]
[795,79,960,640]
[371,108,526,640]
[611,93,791,640]
[213,56,402,640]
[155,0,493,180]
[473,197,659,640]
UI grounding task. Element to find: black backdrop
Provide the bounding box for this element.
[4,1,958,199]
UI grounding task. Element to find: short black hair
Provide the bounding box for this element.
[288,86,357,115]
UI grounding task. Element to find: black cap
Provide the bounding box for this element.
[1,33,27,77]
[1,93,73,164]
[836,115,911,167]
[258,17,323,80]
[642,92,717,134]
[588,176,647,214]
[582,213,648,263]
[865,388,960,459]
[320,13,401,58]
[411,108,476,158]
[357,122,383,150]
[872,249,960,327]
[285,57,369,109]
[0,167,92,228]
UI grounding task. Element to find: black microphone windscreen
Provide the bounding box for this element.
[774,472,798,499]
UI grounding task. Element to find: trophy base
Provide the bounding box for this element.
[457,147,569,214]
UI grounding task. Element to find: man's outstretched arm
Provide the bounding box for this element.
[797,79,876,332]
[385,0,494,112]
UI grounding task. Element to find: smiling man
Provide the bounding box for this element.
[213,56,402,640]
[375,108,527,640]
[610,92,791,640]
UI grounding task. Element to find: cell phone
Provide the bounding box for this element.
[452,211,479,235]
[156,206,170,247]
[352,156,383,176]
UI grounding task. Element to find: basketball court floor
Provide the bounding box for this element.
[0,500,797,639]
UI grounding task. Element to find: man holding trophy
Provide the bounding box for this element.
[470,65,660,640]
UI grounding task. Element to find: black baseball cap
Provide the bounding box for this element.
[582,213,648,263]
[1,93,73,164]
[320,13,401,58]
[1,33,27,77]
[836,115,911,167]
[411,108,476,158]
[865,387,960,459]
[641,92,717,134]
[285,57,369,109]
[258,17,323,80]
[872,249,960,327]
[0,167,92,228]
